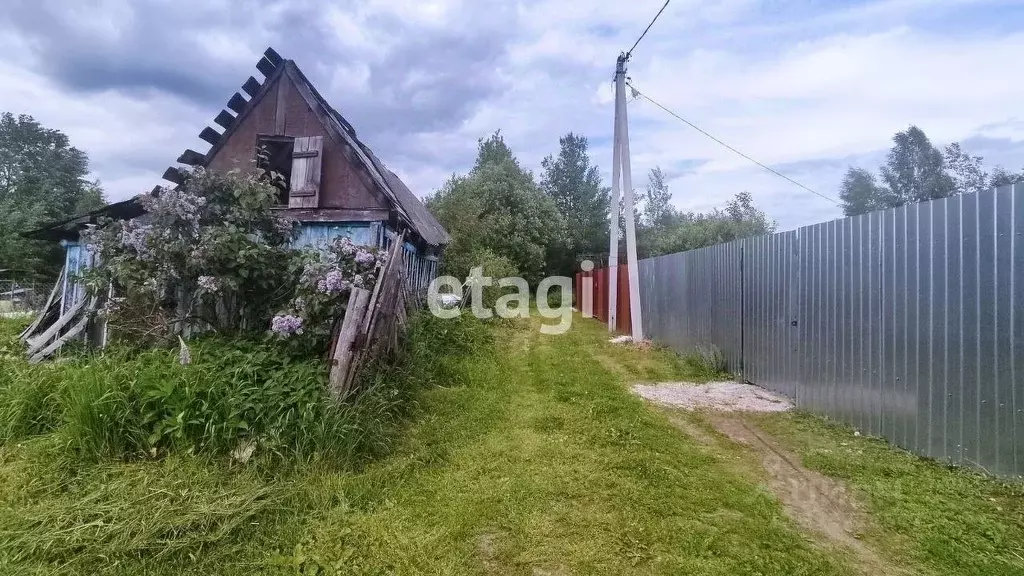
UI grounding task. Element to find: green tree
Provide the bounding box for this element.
[636,192,776,258]
[943,142,989,196]
[839,167,888,216]
[0,113,106,279]
[642,166,674,227]
[429,132,563,285]
[540,133,609,275]
[879,126,955,205]
[990,165,1024,188]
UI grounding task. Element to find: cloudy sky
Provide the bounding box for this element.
[1,0,1022,231]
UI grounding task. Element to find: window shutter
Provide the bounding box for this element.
[289,136,322,207]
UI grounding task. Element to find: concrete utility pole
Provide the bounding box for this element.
[608,53,644,339]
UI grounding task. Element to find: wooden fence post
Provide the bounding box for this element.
[329,287,371,400]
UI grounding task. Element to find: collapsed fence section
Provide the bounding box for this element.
[636,183,1024,478]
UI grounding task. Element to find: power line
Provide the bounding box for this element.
[626,0,672,59]
[626,82,840,205]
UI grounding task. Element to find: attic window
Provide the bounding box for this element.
[256,135,293,205]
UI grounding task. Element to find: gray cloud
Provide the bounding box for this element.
[1,0,1022,233]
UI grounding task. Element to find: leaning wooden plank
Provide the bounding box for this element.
[363,231,403,334]
[28,306,92,364]
[25,294,91,356]
[328,287,371,401]
[20,266,64,341]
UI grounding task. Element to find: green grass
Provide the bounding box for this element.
[264,317,852,575]
[751,412,1024,575]
[0,314,1021,574]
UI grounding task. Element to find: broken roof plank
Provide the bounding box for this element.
[161,167,185,185]
[227,92,247,114]
[198,127,221,145]
[214,110,235,130]
[242,76,261,97]
[264,47,283,67]
[176,149,205,166]
[256,56,277,78]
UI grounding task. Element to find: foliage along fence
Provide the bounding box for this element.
[633,182,1024,479]
[574,263,632,334]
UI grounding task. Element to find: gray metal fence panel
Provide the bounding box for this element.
[637,183,1024,478]
[639,242,743,372]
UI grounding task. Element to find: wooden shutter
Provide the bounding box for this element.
[289,136,323,208]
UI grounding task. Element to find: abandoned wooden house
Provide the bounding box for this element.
[21,47,449,361]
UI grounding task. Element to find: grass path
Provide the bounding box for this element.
[2,314,1022,574]
[292,318,855,574]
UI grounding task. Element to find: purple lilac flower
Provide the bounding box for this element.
[271,314,304,336]
[120,221,153,256]
[336,237,357,256]
[317,269,350,295]
[198,275,219,292]
[354,249,376,266]
[142,189,206,231]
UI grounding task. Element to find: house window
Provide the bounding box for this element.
[256,135,294,205]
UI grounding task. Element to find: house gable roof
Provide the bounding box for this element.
[25,47,450,247]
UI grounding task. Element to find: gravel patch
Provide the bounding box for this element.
[632,381,794,412]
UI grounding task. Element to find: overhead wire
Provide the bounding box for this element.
[625,0,671,59]
[626,82,840,205]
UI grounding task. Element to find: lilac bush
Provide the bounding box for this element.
[271,314,304,336]
[81,165,387,350]
[269,235,386,344]
[81,167,299,343]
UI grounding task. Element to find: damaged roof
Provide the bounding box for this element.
[25,47,449,247]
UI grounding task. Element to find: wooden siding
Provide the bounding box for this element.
[206,73,389,212]
[381,227,439,293]
[293,222,379,249]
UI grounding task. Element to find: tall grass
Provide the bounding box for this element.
[0,313,496,574]
[0,312,493,468]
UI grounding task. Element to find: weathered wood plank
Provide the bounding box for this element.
[214,110,235,130]
[329,287,371,400]
[264,47,283,66]
[176,149,205,166]
[29,298,97,364]
[242,76,261,97]
[288,136,322,209]
[162,166,184,185]
[270,208,389,222]
[20,267,64,341]
[274,76,287,134]
[199,127,220,145]
[256,55,277,78]
[227,92,248,114]
[25,294,92,356]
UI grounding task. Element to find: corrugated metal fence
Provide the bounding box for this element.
[637,183,1024,478]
